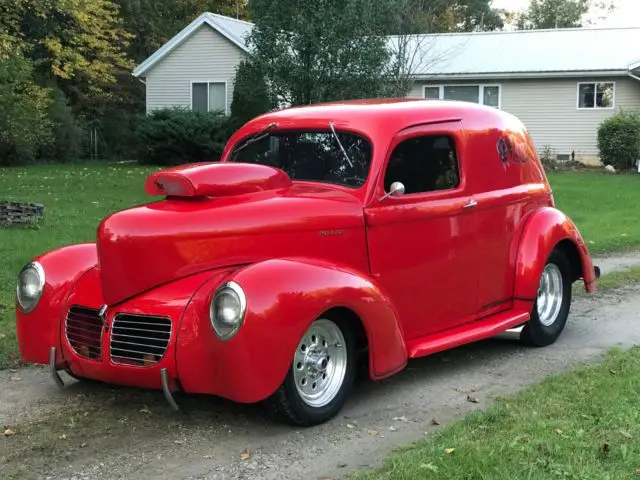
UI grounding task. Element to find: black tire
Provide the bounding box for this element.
[264,316,357,426]
[521,249,572,347]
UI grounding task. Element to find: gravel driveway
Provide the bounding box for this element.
[2,253,640,480]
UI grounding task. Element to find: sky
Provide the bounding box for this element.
[491,0,640,27]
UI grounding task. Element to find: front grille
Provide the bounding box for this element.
[65,306,103,361]
[110,314,172,367]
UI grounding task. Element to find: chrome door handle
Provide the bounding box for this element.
[463,199,478,209]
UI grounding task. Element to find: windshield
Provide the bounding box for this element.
[229,130,372,188]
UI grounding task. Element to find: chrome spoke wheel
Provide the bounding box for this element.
[293,319,347,408]
[536,263,564,327]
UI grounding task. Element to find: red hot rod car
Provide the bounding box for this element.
[16,99,599,426]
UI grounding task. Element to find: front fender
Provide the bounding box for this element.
[514,207,596,301]
[16,243,98,365]
[176,258,407,403]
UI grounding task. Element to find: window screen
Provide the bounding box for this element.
[192,82,226,113]
[192,83,208,113]
[384,135,460,195]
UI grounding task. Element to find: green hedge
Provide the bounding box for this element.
[135,108,237,166]
[597,111,640,170]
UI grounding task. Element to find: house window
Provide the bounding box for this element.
[384,135,460,195]
[191,82,227,114]
[577,82,614,109]
[423,84,501,108]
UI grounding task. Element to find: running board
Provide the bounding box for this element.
[406,310,530,359]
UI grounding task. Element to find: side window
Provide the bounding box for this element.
[384,135,460,195]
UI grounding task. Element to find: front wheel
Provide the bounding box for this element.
[521,249,572,347]
[264,316,356,426]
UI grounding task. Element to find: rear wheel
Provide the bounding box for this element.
[521,249,572,347]
[264,316,357,426]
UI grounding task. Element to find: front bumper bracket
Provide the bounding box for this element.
[49,346,65,389]
[161,368,180,412]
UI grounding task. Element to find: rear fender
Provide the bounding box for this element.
[16,243,98,365]
[514,207,596,302]
[176,258,407,403]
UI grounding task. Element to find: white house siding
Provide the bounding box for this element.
[144,24,247,114]
[408,77,640,163]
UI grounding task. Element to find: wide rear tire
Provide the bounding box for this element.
[264,315,357,426]
[521,249,572,347]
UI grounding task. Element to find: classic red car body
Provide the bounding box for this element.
[16,99,597,417]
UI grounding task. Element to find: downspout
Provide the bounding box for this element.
[629,71,640,173]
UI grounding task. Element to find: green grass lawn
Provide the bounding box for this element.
[0,166,638,367]
[352,347,640,480]
[0,163,158,368]
[548,171,640,254]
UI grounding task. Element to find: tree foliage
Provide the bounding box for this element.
[230,59,275,125]
[517,0,615,29]
[248,0,392,106]
[0,56,53,165]
[2,0,134,97]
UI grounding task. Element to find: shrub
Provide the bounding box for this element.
[135,108,236,166]
[230,59,276,126]
[0,56,53,166]
[47,86,83,162]
[597,111,640,170]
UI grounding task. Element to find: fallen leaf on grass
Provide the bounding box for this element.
[553,429,563,435]
[445,448,455,454]
[466,395,480,404]
[346,423,355,429]
[240,449,250,461]
[2,428,16,437]
[367,429,378,436]
[0,333,5,340]
[610,369,619,375]
[620,430,633,439]
[635,467,640,475]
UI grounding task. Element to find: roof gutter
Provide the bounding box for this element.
[628,71,640,83]
[413,70,629,81]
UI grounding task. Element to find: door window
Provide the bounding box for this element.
[384,135,460,195]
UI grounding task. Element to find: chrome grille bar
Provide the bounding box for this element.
[110,314,171,367]
[65,306,103,361]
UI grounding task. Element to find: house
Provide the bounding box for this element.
[132,13,640,165]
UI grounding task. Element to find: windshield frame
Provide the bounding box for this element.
[224,127,375,191]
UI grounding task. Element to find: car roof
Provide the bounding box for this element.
[252,98,512,134]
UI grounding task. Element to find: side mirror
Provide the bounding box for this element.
[379,181,405,202]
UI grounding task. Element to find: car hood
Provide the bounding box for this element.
[96,184,365,305]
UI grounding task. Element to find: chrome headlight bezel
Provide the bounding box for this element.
[16,261,45,313]
[209,281,246,341]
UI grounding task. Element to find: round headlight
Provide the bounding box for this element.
[16,261,45,313]
[210,281,246,340]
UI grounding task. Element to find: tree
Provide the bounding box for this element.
[247,0,392,106]
[231,59,275,125]
[517,0,615,29]
[0,55,53,165]
[1,0,134,99]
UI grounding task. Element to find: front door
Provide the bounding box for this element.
[364,122,479,340]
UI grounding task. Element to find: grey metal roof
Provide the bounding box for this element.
[401,26,640,78]
[133,13,640,79]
